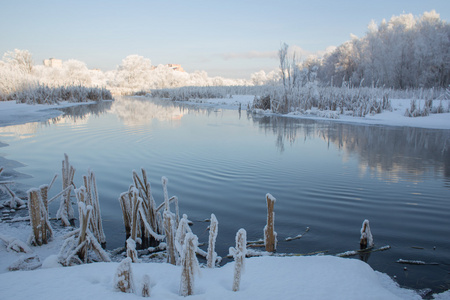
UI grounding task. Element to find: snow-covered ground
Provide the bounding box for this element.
[1,97,450,299]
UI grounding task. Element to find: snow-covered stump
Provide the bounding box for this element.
[114,257,135,294]
[207,213,218,268]
[28,188,53,246]
[360,219,374,249]
[180,232,200,297]
[57,153,75,226]
[141,274,151,297]
[230,228,247,292]
[264,193,277,252]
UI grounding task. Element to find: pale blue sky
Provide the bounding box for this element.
[1,0,449,78]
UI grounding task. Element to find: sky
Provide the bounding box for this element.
[1,0,449,79]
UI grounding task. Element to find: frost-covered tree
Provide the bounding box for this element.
[229,228,247,292]
[2,49,33,74]
[179,232,200,297]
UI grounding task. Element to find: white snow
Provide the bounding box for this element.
[0,252,425,299]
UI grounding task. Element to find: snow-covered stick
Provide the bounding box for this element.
[230,228,247,292]
[264,193,277,252]
[126,237,139,263]
[77,202,93,262]
[0,234,32,253]
[164,210,178,265]
[114,257,135,294]
[28,188,52,246]
[175,214,192,257]
[119,190,133,238]
[79,170,106,245]
[207,213,218,268]
[0,169,25,208]
[179,232,200,297]
[56,153,75,226]
[360,219,374,249]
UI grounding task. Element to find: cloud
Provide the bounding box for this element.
[221,50,278,60]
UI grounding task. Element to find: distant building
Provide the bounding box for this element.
[166,64,185,72]
[43,58,62,68]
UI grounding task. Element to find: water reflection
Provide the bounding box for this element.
[249,113,450,185]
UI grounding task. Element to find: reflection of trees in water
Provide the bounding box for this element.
[109,97,220,127]
[53,100,113,123]
[250,113,450,183]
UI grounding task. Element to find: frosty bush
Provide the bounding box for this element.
[13,84,112,105]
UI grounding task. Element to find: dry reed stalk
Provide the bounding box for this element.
[360,219,373,249]
[164,210,177,265]
[264,193,277,252]
[28,188,53,246]
[77,203,92,261]
[79,170,106,244]
[57,153,75,226]
[180,232,199,296]
[28,189,42,246]
[207,213,218,268]
[231,228,247,292]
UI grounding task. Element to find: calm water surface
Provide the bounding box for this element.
[0,97,449,295]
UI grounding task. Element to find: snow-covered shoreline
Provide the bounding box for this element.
[0,96,449,130]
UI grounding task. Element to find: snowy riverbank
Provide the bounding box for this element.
[0,96,449,130]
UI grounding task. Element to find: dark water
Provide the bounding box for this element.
[0,97,449,295]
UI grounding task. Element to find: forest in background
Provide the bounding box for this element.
[0,11,448,113]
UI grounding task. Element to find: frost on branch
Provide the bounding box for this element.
[114,257,135,294]
[179,232,200,297]
[206,213,219,268]
[264,193,277,252]
[229,228,247,292]
[56,154,75,226]
[360,219,374,249]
